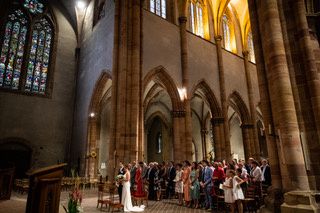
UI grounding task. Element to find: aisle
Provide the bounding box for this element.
[0,189,213,213]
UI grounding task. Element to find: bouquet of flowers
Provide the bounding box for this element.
[115,174,124,181]
[63,187,83,213]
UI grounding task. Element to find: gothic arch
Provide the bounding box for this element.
[89,71,112,114]
[145,111,170,131]
[191,79,222,117]
[228,91,250,124]
[143,66,183,111]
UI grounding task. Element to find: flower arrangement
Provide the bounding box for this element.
[63,187,83,213]
[115,174,124,181]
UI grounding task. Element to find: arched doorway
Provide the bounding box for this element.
[86,72,112,178]
[228,109,245,160]
[146,116,171,162]
[0,141,31,178]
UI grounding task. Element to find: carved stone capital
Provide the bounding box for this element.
[172,110,186,118]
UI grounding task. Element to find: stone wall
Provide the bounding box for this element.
[71,0,115,172]
[0,3,77,169]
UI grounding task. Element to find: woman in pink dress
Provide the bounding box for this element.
[134,162,144,197]
[182,160,191,206]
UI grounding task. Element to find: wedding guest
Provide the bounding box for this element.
[166,161,176,199]
[155,164,162,201]
[182,160,191,207]
[212,162,225,188]
[200,160,213,211]
[174,163,184,205]
[250,160,262,198]
[147,163,157,200]
[222,170,235,213]
[261,159,272,187]
[130,161,137,189]
[190,162,200,208]
[232,170,245,213]
[134,162,145,197]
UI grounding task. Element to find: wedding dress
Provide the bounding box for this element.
[121,171,145,212]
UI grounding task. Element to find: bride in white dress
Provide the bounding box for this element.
[121,165,145,212]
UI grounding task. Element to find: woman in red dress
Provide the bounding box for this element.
[134,162,145,197]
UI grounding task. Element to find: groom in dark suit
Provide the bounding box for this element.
[118,162,125,201]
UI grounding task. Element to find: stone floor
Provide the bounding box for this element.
[0,190,216,213]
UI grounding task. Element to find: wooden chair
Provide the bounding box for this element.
[97,183,111,210]
[132,183,149,207]
[243,185,258,213]
[109,185,123,212]
[20,179,29,194]
[213,186,225,210]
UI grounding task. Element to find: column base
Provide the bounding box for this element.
[281,191,320,213]
[260,187,284,213]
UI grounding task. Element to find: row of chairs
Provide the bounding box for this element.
[61,177,99,191]
[13,179,29,194]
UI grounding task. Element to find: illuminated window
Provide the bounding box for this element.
[222,14,231,51]
[150,0,166,19]
[190,1,204,37]
[0,0,54,95]
[247,32,255,63]
[156,133,162,153]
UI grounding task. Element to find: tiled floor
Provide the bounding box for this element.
[0,190,214,213]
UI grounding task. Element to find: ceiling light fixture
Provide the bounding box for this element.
[76,1,86,10]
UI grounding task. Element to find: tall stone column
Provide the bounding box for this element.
[172,111,183,162]
[108,0,143,178]
[215,36,231,161]
[243,51,260,158]
[256,0,309,191]
[178,15,193,161]
[201,129,207,160]
[211,117,224,161]
[241,124,253,160]
[291,0,320,190]
[247,0,282,190]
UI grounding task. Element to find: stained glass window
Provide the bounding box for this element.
[150,0,166,19]
[24,0,44,14]
[222,14,231,51]
[189,1,204,37]
[247,32,256,63]
[0,0,54,95]
[0,9,28,89]
[25,18,53,94]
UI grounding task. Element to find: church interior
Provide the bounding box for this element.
[0,0,320,212]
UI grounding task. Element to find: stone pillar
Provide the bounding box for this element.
[243,51,260,159]
[211,117,224,161]
[248,0,282,190]
[215,36,231,161]
[201,129,207,160]
[178,15,193,161]
[172,111,184,162]
[256,0,309,191]
[291,0,320,190]
[108,0,143,179]
[241,124,254,160]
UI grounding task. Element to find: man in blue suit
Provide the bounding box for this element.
[200,160,213,211]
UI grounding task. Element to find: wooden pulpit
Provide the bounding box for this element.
[25,163,66,213]
[0,167,15,200]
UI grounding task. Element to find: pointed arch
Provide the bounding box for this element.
[228,91,250,124]
[191,79,222,117]
[145,111,170,131]
[89,70,112,114]
[143,66,182,111]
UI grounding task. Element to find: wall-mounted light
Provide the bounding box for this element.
[76,1,86,10]
[90,112,95,118]
[178,87,187,101]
